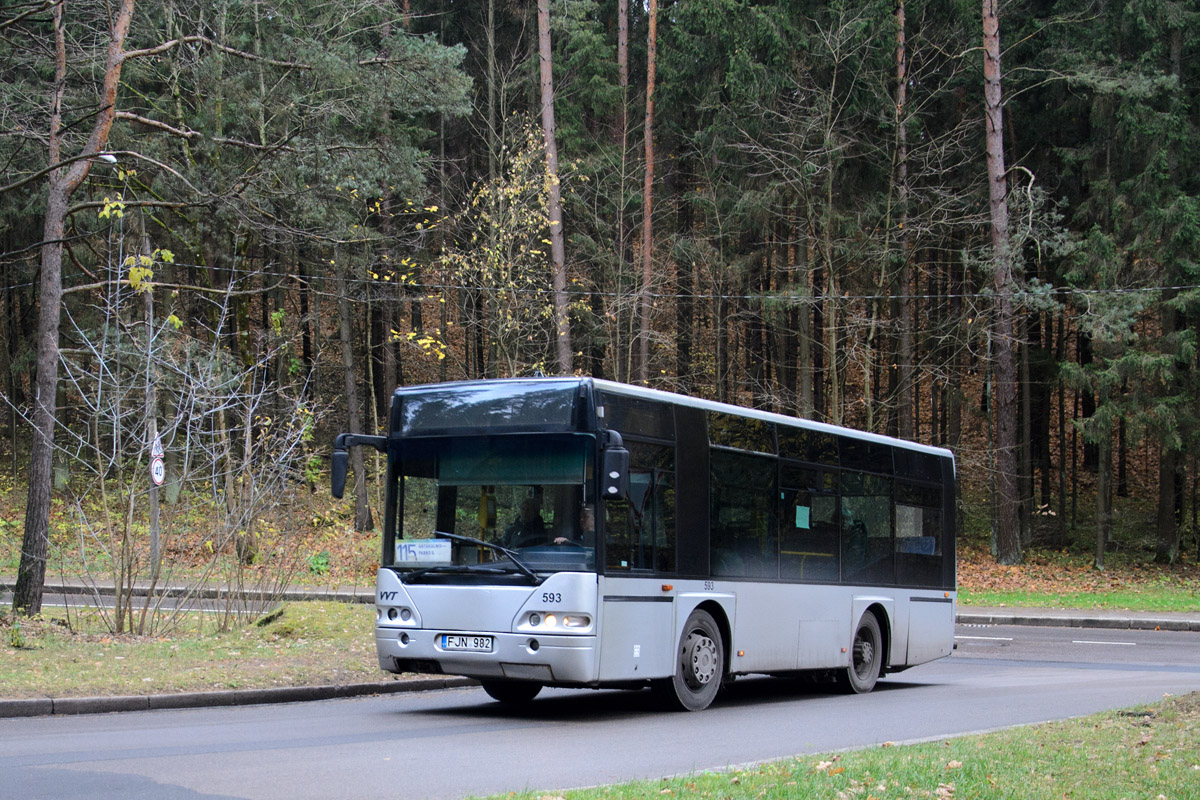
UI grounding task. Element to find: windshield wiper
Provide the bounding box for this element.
[403,531,543,584]
[400,564,481,581]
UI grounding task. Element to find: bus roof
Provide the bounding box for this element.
[392,377,954,462]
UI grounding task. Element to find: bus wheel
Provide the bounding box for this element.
[838,613,883,694]
[480,680,542,705]
[658,609,724,711]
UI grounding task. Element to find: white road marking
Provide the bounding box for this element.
[955,635,1014,641]
[1072,640,1136,646]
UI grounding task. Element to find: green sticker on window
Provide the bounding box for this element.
[795,506,811,529]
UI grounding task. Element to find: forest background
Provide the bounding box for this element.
[1,0,1198,627]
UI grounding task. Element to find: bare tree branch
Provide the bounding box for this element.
[122,34,312,70]
[116,111,201,139]
[0,0,55,32]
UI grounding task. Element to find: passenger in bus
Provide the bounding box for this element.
[504,498,546,547]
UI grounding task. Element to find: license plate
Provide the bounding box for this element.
[441,634,494,652]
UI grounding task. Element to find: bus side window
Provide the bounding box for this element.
[779,466,839,582]
[604,441,675,572]
[895,482,943,586]
[602,470,637,571]
[710,451,776,579]
[840,470,893,584]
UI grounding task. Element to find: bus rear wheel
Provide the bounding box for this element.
[837,613,883,694]
[480,680,542,705]
[656,608,724,711]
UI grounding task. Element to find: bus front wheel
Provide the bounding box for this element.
[838,613,883,694]
[480,680,542,705]
[657,608,724,711]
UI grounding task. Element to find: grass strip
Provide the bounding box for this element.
[494,693,1200,800]
[958,586,1200,613]
[1,601,386,699]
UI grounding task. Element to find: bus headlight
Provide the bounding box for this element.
[524,612,591,630]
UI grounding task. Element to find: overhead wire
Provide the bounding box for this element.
[1,257,1195,306]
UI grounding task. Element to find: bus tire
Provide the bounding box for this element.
[480,680,542,705]
[657,608,724,711]
[838,612,883,694]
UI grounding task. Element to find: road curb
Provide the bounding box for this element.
[7,581,1200,632]
[0,677,477,719]
[0,580,375,605]
[956,612,1200,632]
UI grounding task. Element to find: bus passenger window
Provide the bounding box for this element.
[780,484,839,582]
[895,482,944,586]
[710,451,776,579]
[840,471,893,584]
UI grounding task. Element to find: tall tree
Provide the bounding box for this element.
[13,0,138,615]
[635,0,657,385]
[537,0,572,374]
[983,0,1021,565]
[892,0,914,440]
[336,257,374,532]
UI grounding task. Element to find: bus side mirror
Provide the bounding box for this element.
[331,450,349,499]
[330,433,386,499]
[601,446,630,498]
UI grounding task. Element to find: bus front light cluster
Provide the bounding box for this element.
[377,606,414,624]
[525,612,591,630]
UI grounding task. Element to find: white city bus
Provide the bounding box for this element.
[332,378,956,711]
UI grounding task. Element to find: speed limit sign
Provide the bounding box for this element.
[150,456,165,486]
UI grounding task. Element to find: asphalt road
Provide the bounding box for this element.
[2,624,1198,800]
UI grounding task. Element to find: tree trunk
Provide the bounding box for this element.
[948,244,965,451]
[612,0,630,383]
[1156,280,1182,561]
[798,232,814,418]
[537,0,571,374]
[812,256,826,420]
[1096,421,1111,570]
[145,285,161,582]
[1020,323,1033,546]
[635,0,657,384]
[1055,312,1068,547]
[675,167,694,392]
[14,0,137,615]
[894,0,914,441]
[983,0,1021,565]
[617,0,628,126]
[487,0,498,187]
[747,255,767,409]
[376,17,399,409]
[336,259,374,532]
[1157,445,1181,563]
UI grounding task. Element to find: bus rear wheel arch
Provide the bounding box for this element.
[655,607,726,711]
[837,611,884,694]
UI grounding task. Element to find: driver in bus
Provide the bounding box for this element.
[504,497,546,547]
[554,504,595,547]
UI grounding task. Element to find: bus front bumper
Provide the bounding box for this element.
[375,627,597,684]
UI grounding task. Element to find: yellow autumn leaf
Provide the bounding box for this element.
[128,266,153,293]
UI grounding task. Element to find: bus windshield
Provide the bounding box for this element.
[392,435,596,577]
